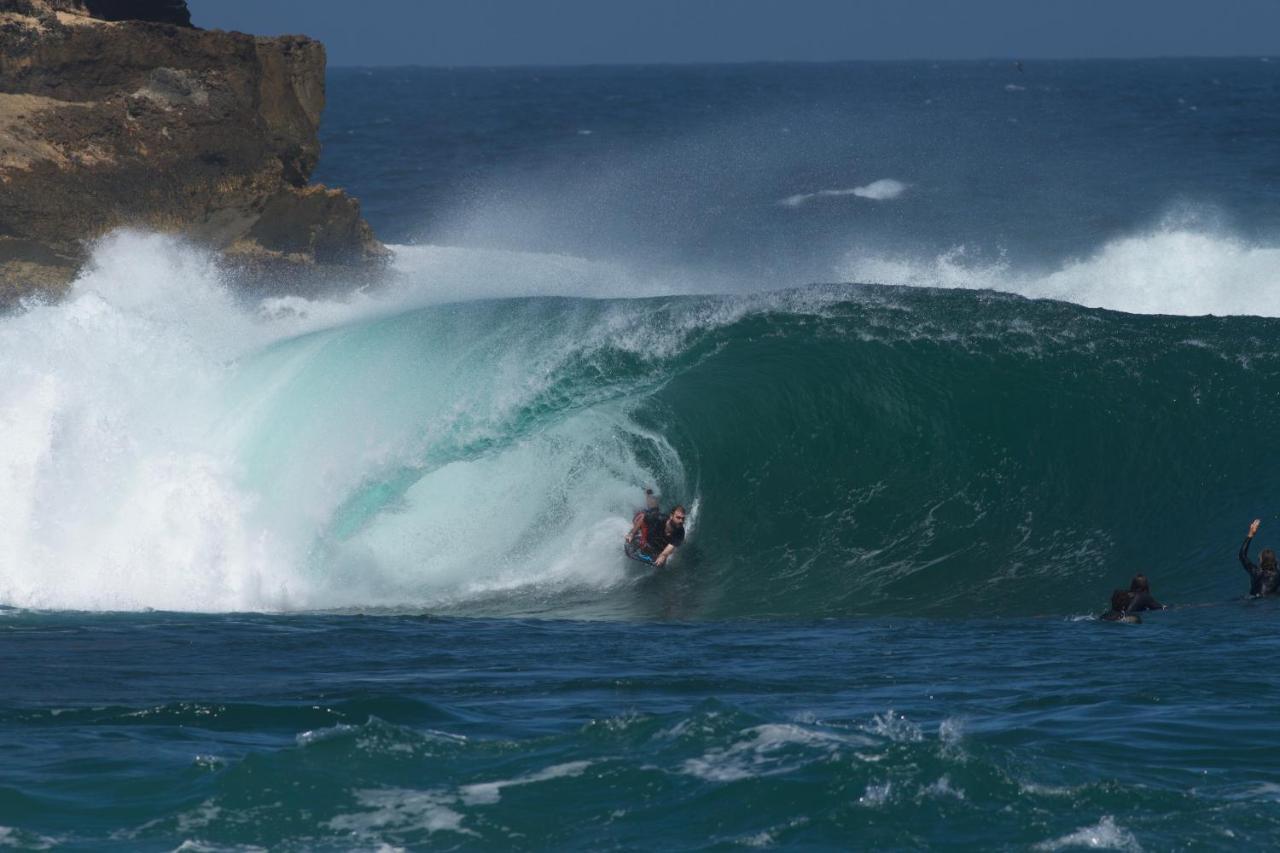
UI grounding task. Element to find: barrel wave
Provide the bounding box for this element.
[2,233,1277,617]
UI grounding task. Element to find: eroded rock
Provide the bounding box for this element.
[0,0,387,303]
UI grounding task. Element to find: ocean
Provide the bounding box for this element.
[3,59,1280,849]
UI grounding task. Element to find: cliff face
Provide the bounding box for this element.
[0,0,387,301]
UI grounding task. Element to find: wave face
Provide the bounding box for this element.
[4,233,1279,616]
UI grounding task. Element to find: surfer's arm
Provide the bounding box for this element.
[1240,535,1259,575]
[1240,521,1261,572]
[654,544,677,566]
[1125,591,1164,612]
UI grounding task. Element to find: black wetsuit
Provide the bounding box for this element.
[1239,535,1280,596]
[636,508,665,547]
[1099,588,1160,621]
[1125,591,1164,613]
[644,515,685,555]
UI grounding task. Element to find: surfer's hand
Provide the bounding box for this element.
[1250,519,1261,537]
[655,554,667,567]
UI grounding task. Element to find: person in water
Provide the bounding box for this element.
[1125,573,1165,613]
[1239,518,1280,596]
[625,489,662,548]
[1099,574,1165,622]
[1100,589,1141,623]
[646,505,687,567]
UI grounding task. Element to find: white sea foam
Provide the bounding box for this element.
[736,816,809,848]
[0,826,58,850]
[329,788,474,838]
[858,781,893,807]
[781,178,907,207]
[459,760,592,806]
[937,717,966,759]
[0,233,300,611]
[921,775,965,800]
[1033,816,1143,852]
[840,225,1280,317]
[171,842,266,853]
[865,710,923,743]
[333,761,592,842]
[681,724,865,782]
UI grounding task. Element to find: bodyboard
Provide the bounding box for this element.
[624,541,657,567]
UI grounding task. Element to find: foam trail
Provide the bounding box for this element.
[781,179,907,208]
[840,226,1280,317]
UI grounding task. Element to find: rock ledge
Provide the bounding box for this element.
[0,0,388,302]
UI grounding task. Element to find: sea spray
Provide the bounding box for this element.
[839,225,1280,317]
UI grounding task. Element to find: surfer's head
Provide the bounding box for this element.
[670,505,686,527]
[645,489,660,510]
[1262,548,1278,573]
[1129,574,1150,593]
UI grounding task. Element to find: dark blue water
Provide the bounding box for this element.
[6,59,1280,849]
[7,606,1280,849]
[319,60,1280,283]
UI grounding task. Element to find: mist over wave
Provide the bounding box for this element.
[841,224,1280,317]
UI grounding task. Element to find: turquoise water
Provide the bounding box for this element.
[5,59,1280,848]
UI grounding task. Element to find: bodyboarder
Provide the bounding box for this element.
[1239,518,1280,597]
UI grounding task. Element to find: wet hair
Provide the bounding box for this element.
[1129,574,1150,593]
[644,488,659,508]
[1263,548,1278,573]
[670,505,687,521]
[1110,589,1132,613]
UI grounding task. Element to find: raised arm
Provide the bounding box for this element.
[1124,590,1165,613]
[1241,518,1261,574]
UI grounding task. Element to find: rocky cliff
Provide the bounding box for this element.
[0,0,387,302]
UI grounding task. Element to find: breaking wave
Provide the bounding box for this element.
[3,225,1279,615]
[840,225,1280,317]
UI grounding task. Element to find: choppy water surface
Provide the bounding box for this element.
[5,59,1280,848]
[6,608,1280,850]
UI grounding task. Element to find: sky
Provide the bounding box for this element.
[191,0,1280,67]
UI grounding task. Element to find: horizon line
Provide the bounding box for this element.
[319,53,1278,71]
